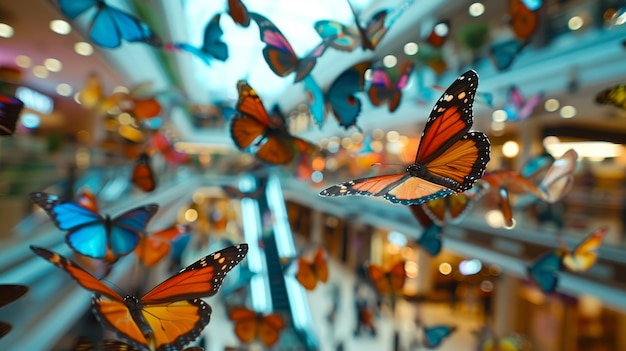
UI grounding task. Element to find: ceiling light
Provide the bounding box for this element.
[568,16,584,30]
[433,22,449,36]
[50,19,71,35]
[74,42,94,56]
[542,136,560,148]
[404,42,419,55]
[544,98,559,112]
[15,55,31,68]
[44,58,62,72]
[383,55,397,68]
[33,65,48,79]
[56,83,73,96]
[0,23,14,38]
[469,2,485,17]
[438,263,452,275]
[560,105,576,118]
[502,140,520,158]
[546,141,622,159]
[492,109,507,122]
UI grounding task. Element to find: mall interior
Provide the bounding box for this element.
[1,0,626,350]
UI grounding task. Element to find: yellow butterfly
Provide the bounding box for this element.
[557,227,607,272]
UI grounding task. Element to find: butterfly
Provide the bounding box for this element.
[481,334,526,351]
[527,250,563,293]
[595,83,626,110]
[314,0,415,51]
[135,224,191,267]
[295,247,329,290]
[422,325,456,349]
[150,131,190,165]
[509,0,540,41]
[503,86,543,122]
[72,338,204,351]
[431,85,493,107]
[0,284,28,339]
[249,12,334,83]
[230,81,317,165]
[57,0,161,49]
[489,39,527,71]
[368,261,406,295]
[227,0,250,27]
[426,21,450,48]
[367,62,414,113]
[320,70,491,205]
[409,204,443,256]
[30,191,159,261]
[0,93,24,136]
[228,306,285,347]
[558,227,607,272]
[131,152,156,192]
[535,149,578,203]
[421,184,487,227]
[165,14,228,65]
[31,244,248,351]
[303,61,371,129]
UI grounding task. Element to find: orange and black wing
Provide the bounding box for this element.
[135,224,188,267]
[99,339,203,350]
[131,152,156,192]
[313,247,329,283]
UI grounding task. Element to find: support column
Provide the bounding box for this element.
[492,274,520,336]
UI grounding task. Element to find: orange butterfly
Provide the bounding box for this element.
[368,261,406,295]
[229,306,285,347]
[227,0,250,27]
[131,152,156,192]
[230,81,317,165]
[510,0,540,41]
[73,337,204,351]
[295,247,329,290]
[558,227,607,272]
[135,224,190,267]
[150,131,190,166]
[31,244,248,351]
[421,183,487,226]
[320,70,490,205]
[76,188,99,213]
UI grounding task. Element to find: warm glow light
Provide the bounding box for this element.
[341,137,353,149]
[568,16,584,30]
[485,209,505,228]
[383,55,397,68]
[326,158,338,171]
[502,140,520,158]
[74,42,94,56]
[118,112,133,125]
[405,261,418,278]
[312,156,325,171]
[480,280,494,292]
[44,58,62,72]
[542,136,560,148]
[0,23,14,38]
[560,105,576,118]
[351,132,363,143]
[492,109,507,122]
[184,208,199,222]
[113,86,130,94]
[372,129,385,140]
[56,83,73,96]
[491,121,505,131]
[404,42,419,55]
[439,262,452,275]
[15,55,31,68]
[50,19,71,35]
[469,2,485,17]
[546,141,623,159]
[371,140,383,152]
[544,98,560,112]
[364,69,372,80]
[386,130,400,142]
[33,65,48,79]
[327,140,340,153]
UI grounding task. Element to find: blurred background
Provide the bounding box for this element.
[0,0,626,350]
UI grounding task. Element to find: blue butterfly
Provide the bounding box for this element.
[520,153,555,178]
[423,325,456,348]
[303,61,371,130]
[58,0,161,49]
[527,251,563,293]
[165,14,228,65]
[30,192,159,260]
[489,39,527,71]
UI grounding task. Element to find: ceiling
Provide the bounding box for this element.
[1,0,626,149]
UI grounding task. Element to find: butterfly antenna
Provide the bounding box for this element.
[346,0,360,25]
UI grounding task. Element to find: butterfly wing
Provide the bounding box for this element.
[528,251,563,293]
[229,307,260,343]
[423,325,456,348]
[563,227,607,272]
[228,0,250,27]
[367,67,393,107]
[293,37,335,82]
[489,39,526,71]
[368,264,391,294]
[596,83,626,110]
[365,0,415,48]
[201,14,228,62]
[417,225,442,256]
[326,62,371,129]
[296,257,318,290]
[258,314,285,347]
[426,21,450,48]
[423,198,447,226]
[510,0,539,40]
[131,152,156,192]
[0,322,11,339]
[249,13,299,79]
[303,76,326,127]
[89,4,160,49]
[135,224,188,267]
[388,261,407,293]
[314,20,360,51]
[0,285,28,308]
[537,149,578,202]
[313,247,329,283]
[498,187,514,228]
[58,0,96,19]
[388,62,414,112]
[0,93,24,136]
[109,204,159,258]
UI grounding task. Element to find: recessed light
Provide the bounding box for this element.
[50,19,71,35]
[44,58,63,72]
[33,65,48,79]
[469,3,485,17]
[433,22,449,36]
[544,98,559,112]
[0,23,14,38]
[560,105,576,118]
[383,55,397,68]
[15,55,31,68]
[404,42,419,55]
[74,42,94,56]
[56,83,73,96]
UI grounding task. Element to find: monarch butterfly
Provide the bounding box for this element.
[295,247,329,290]
[31,244,248,351]
[504,86,544,122]
[227,0,250,27]
[320,70,491,205]
[527,251,563,293]
[30,192,159,261]
[249,12,334,83]
[422,325,456,348]
[165,14,228,65]
[489,39,527,71]
[0,284,28,339]
[150,131,190,165]
[228,306,285,347]
[557,227,607,272]
[303,61,371,129]
[57,0,161,49]
[131,152,156,192]
[72,337,204,351]
[230,81,317,165]
[595,83,626,110]
[135,224,190,267]
[314,0,415,51]
[367,62,414,113]
[368,261,406,295]
[0,93,24,136]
